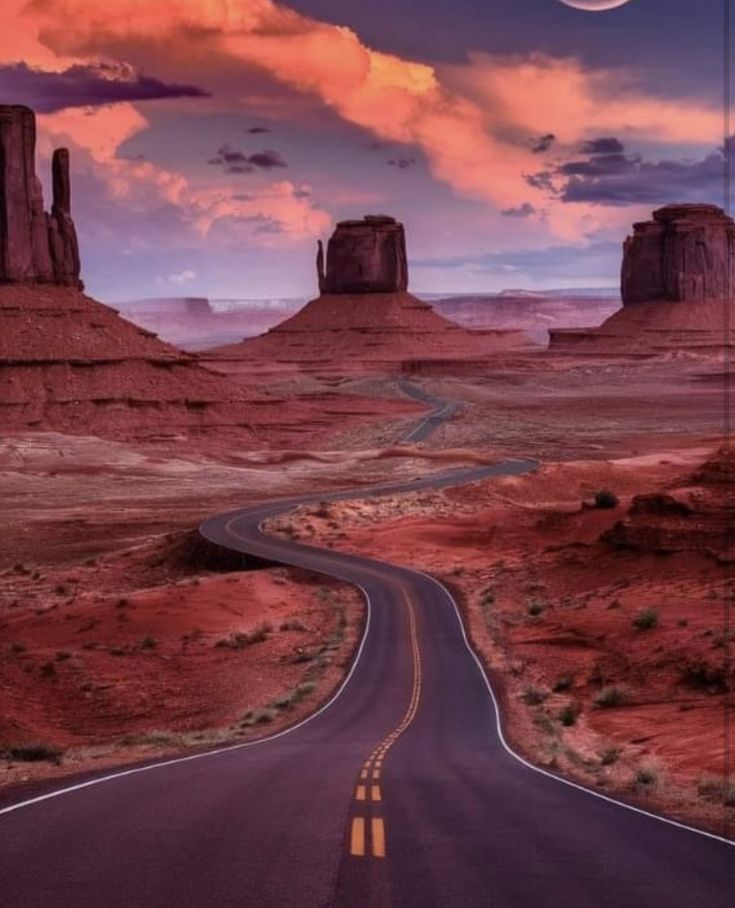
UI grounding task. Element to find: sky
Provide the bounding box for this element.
[0,0,730,300]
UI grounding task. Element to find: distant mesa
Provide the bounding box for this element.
[0,105,81,288]
[206,214,531,376]
[550,203,735,356]
[317,215,408,295]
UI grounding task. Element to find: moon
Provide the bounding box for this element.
[559,0,633,10]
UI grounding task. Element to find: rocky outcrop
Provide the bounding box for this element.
[622,204,735,306]
[550,203,735,355]
[0,105,81,287]
[601,448,735,558]
[320,215,408,294]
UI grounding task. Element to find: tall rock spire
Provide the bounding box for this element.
[0,105,81,287]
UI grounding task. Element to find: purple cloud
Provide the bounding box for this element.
[0,62,209,112]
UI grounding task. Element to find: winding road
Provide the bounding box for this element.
[1,394,734,906]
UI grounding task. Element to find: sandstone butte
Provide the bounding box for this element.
[0,104,263,442]
[206,215,531,376]
[550,204,735,356]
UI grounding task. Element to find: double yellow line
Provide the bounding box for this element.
[349,592,422,860]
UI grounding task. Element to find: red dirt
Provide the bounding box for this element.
[0,541,363,788]
[270,445,734,834]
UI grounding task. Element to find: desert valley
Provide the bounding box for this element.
[0,100,732,863]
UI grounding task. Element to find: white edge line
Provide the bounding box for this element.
[0,581,373,818]
[416,568,735,850]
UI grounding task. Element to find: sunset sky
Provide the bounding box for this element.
[0,0,729,300]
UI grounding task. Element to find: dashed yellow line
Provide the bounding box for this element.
[371,818,386,858]
[348,592,423,861]
[350,817,366,856]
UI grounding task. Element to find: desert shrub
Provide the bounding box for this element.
[139,635,157,650]
[681,660,729,692]
[632,608,660,631]
[55,650,72,662]
[241,708,276,727]
[216,623,271,650]
[528,600,545,617]
[594,686,626,708]
[40,661,57,678]
[54,583,67,596]
[522,686,547,706]
[296,681,316,696]
[600,746,621,766]
[635,767,658,788]
[3,744,62,764]
[553,675,573,693]
[594,490,619,509]
[280,619,306,632]
[9,642,26,655]
[697,775,735,806]
[558,704,581,727]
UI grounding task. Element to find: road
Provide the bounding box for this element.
[0,458,733,907]
[397,378,460,443]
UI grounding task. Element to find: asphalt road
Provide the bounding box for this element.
[1,458,733,907]
[397,378,460,443]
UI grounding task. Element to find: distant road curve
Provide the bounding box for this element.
[1,459,734,907]
[397,377,460,443]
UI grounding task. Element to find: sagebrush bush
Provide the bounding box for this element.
[594,490,619,509]
[632,608,660,631]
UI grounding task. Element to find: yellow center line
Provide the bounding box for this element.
[349,590,423,860]
[371,818,386,858]
[350,818,366,857]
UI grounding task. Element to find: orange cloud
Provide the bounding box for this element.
[39,104,330,244]
[14,0,726,244]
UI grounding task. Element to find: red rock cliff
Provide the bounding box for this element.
[0,105,81,287]
[622,204,735,306]
[319,215,408,294]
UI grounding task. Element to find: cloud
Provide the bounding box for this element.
[580,137,625,155]
[167,268,195,285]
[0,61,208,112]
[531,134,555,154]
[527,137,733,207]
[21,1,724,240]
[502,203,536,218]
[208,143,288,173]
[387,157,417,170]
[39,105,330,246]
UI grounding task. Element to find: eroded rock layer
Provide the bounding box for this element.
[0,285,260,441]
[206,291,531,376]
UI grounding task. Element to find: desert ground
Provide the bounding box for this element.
[1,350,732,838]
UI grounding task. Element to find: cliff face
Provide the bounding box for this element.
[0,105,81,287]
[318,215,408,294]
[622,204,735,306]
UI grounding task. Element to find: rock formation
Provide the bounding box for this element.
[550,203,735,356]
[0,105,81,287]
[320,215,408,294]
[622,204,735,306]
[205,214,531,375]
[0,105,270,443]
